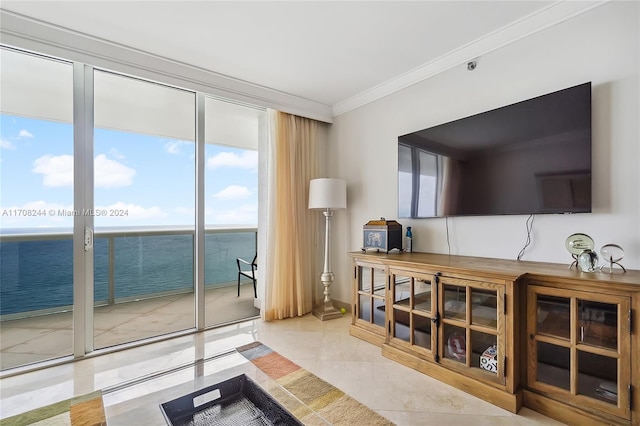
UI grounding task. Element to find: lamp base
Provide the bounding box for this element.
[313,301,342,321]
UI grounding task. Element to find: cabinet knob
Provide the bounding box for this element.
[529,333,534,340]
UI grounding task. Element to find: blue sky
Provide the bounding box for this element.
[0,114,258,228]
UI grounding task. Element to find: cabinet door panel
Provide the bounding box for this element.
[471,288,497,328]
[443,285,466,322]
[413,314,432,350]
[536,295,571,340]
[577,351,618,405]
[527,285,631,420]
[353,262,387,336]
[439,277,505,384]
[536,341,571,391]
[389,269,435,357]
[443,323,467,364]
[578,300,617,350]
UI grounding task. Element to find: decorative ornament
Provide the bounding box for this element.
[599,244,626,274]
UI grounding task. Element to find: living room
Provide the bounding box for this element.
[1,1,638,425]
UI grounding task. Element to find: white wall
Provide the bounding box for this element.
[328,1,640,304]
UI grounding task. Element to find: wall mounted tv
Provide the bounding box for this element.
[398,82,592,218]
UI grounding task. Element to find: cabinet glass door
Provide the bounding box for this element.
[390,270,433,355]
[527,286,631,420]
[355,264,386,328]
[439,279,505,384]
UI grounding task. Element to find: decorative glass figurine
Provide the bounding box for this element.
[565,233,595,269]
[599,244,626,274]
[577,249,598,272]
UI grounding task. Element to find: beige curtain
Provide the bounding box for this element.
[263,110,320,321]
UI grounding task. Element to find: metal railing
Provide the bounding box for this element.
[0,226,257,321]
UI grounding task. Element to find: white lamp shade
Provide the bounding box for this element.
[309,178,347,210]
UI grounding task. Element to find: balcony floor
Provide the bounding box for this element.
[0,282,259,370]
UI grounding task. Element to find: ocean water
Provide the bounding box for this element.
[0,231,255,316]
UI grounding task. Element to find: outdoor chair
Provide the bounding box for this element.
[236,254,257,298]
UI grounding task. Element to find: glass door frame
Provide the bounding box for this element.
[73,62,95,356]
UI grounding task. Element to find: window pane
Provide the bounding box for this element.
[93,70,196,349]
[394,309,410,342]
[358,294,370,322]
[444,285,466,322]
[394,275,411,304]
[472,288,497,328]
[444,324,467,364]
[414,279,431,313]
[204,97,263,327]
[537,342,570,390]
[578,300,617,350]
[537,295,571,340]
[0,48,74,370]
[413,314,431,349]
[471,331,497,374]
[578,351,618,405]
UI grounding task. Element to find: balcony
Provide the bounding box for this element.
[0,226,259,371]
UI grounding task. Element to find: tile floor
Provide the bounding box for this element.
[0,312,564,425]
[0,284,259,370]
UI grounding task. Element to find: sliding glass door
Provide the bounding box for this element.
[92,70,196,349]
[0,48,75,369]
[0,46,263,371]
[203,97,263,327]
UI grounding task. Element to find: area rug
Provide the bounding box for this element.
[237,341,394,425]
[0,390,106,426]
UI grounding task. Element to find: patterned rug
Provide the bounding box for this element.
[0,390,106,426]
[237,341,394,425]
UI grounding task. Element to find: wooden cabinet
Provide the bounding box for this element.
[349,251,640,425]
[525,281,633,425]
[350,253,523,413]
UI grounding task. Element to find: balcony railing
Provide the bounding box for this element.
[0,226,257,321]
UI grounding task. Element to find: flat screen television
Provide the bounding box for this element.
[398,82,592,218]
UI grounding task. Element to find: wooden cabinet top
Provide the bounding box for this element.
[350,251,640,291]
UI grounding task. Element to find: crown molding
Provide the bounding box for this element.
[0,10,334,123]
[332,0,609,117]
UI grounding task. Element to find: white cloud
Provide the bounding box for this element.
[212,185,251,200]
[94,154,136,188]
[207,151,257,170]
[164,140,191,155]
[32,154,73,187]
[99,202,166,220]
[109,148,125,160]
[211,204,258,224]
[32,154,136,188]
[19,129,34,138]
[0,138,16,150]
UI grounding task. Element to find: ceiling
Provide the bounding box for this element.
[0,1,602,117]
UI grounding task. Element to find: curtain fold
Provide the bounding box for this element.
[263,110,319,320]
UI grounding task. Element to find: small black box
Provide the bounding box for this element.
[160,374,302,426]
[362,218,403,253]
